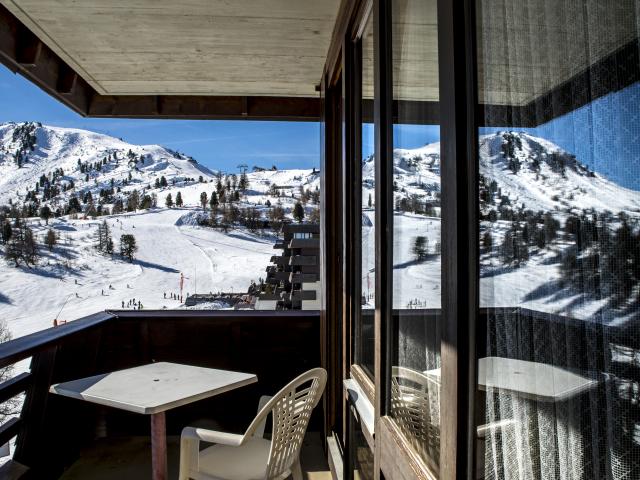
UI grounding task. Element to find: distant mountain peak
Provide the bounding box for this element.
[0,122,216,204]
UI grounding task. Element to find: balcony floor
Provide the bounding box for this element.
[60,432,330,480]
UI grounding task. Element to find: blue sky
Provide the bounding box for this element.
[0,66,320,172]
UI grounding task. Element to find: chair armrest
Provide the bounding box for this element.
[253,395,272,438]
[181,426,245,446]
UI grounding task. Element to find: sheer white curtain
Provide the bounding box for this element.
[477,0,640,478]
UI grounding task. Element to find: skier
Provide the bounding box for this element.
[121,301,125,308]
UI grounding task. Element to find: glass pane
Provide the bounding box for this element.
[357,14,375,377]
[349,409,375,480]
[476,1,640,479]
[390,0,441,472]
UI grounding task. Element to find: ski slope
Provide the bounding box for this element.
[0,208,275,340]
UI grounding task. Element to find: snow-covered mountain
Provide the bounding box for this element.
[0,121,321,213]
[0,122,216,205]
[362,131,640,216]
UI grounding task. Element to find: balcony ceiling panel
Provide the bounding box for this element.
[0,0,340,97]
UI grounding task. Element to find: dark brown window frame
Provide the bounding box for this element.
[370,0,480,479]
[328,0,481,477]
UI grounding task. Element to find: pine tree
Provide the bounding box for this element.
[412,236,429,261]
[112,199,124,214]
[209,191,218,209]
[293,202,305,223]
[6,219,38,266]
[45,228,57,251]
[268,204,286,233]
[120,234,137,262]
[165,193,174,208]
[1,221,11,244]
[127,190,140,211]
[175,192,183,207]
[39,205,51,225]
[239,172,249,192]
[482,231,493,250]
[95,220,113,254]
[67,196,81,215]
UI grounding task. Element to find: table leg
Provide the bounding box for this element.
[151,412,167,480]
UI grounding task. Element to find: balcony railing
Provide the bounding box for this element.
[0,310,320,479]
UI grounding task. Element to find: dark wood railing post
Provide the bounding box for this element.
[13,346,58,472]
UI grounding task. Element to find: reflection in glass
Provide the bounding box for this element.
[356,14,375,377]
[476,1,640,478]
[389,0,441,473]
[349,409,374,480]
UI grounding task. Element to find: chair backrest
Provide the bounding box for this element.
[390,366,440,465]
[245,367,327,480]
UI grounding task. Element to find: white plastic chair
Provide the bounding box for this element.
[390,366,440,465]
[179,367,327,480]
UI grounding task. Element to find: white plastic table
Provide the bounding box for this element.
[425,357,597,479]
[50,362,257,480]
[425,356,596,402]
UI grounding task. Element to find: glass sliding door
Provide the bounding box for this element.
[475,1,640,479]
[356,12,376,379]
[388,0,442,474]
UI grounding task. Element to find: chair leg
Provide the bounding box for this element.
[179,436,199,480]
[291,458,303,480]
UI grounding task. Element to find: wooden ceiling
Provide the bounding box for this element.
[1,0,340,98]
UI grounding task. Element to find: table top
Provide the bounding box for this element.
[425,356,596,402]
[50,362,257,414]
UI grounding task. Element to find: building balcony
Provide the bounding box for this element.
[270,256,291,266]
[289,256,317,267]
[288,238,320,249]
[290,272,319,284]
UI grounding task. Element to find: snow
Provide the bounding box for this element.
[0,209,275,340]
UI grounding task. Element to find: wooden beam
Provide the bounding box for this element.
[0,372,32,405]
[437,0,479,476]
[0,418,21,449]
[0,4,18,73]
[0,4,320,121]
[0,311,114,370]
[13,347,58,473]
[88,94,319,121]
[15,28,41,67]
[56,64,77,95]
[0,4,94,115]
